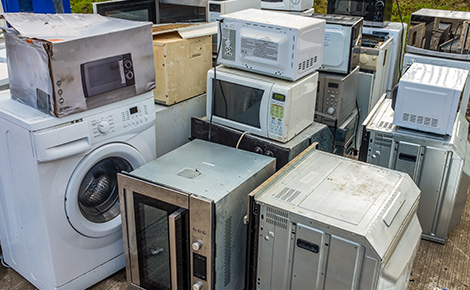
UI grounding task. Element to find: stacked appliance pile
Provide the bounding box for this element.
[360,62,470,243]
[0,13,158,290]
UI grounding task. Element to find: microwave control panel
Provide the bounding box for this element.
[269,93,286,137]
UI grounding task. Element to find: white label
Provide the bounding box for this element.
[240,37,279,61]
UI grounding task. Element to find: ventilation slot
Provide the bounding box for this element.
[265,206,288,229]
[410,114,417,123]
[378,121,392,129]
[224,216,232,287]
[424,117,431,126]
[299,58,315,72]
[402,113,409,122]
[375,133,393,147]
[274,187,301,203]
[431,118,438,127]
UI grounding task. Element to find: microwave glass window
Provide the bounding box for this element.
[104,9,150,21]
[328,0,365,16]
[214,79,264,129]
[88,61,121,89]
[134,193,185,290]
[95,0,157,23]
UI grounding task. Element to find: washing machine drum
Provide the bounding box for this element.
[66,143,146,238]
[78,158,132,223]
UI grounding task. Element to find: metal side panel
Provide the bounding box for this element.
[446,159,469,236]
[417,147,451,238]
[256,205,295,290]
[392,141,423,181]
[290,224,327,289]
[366,131,394,168]
[323,235,364,290]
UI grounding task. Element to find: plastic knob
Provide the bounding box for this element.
[98,120,110,134]
[264,150,275,157]
[192,240,203,251]
[254,146,264,154]
[375,1,384,7]
[193,281,203,290]
[327,107,335,115]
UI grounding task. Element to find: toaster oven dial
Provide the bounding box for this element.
[193,281,203,290]
[98,120,111,134]
[192,240,203,251]
[327,107,336,115]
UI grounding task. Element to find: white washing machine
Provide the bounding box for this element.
[0,91,156,290]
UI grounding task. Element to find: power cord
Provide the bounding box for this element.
[208,18,223,141]
[236,131,249,149]
[395,0,405,76]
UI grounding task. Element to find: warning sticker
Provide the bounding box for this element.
[324,32,331,47]
[241,37,279,61]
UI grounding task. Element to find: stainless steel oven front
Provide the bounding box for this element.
[118,140,276,290]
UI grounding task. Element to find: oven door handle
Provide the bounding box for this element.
[169,208,187,290]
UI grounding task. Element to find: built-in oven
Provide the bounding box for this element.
[118,140,275,290]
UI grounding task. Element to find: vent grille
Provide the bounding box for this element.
[375,133,393,147]
[378,121,393,129]
[298,57,316,72]
[265,206,288,229]
[402,113,439,128]
[224,216,232,287]
[274,187,301,203]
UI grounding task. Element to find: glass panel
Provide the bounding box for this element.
[78,157,132,223]
[88,61,121,89]
[213,79,264,128]
[104,9,150,22]
[134,193,189,290]
[159,3,206,23]
[328,0,366,16]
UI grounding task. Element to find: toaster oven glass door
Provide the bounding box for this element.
[133,192,190,290]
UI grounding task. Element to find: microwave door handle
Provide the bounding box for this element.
[169,208,186,290]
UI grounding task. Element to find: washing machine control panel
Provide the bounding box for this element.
[89,97,154,141]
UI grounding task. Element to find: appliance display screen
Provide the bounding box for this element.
[130,107,139,114]
[213,79,264,129]
[272,93,286,102]
[88,61,121,89]
[328,82,339,88]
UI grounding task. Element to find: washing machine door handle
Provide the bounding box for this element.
[34,121,92,162]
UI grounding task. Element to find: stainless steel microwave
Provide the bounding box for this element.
[118,140,275,290]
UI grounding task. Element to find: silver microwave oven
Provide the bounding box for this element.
[118,140,275,290]
[207,66,318,143]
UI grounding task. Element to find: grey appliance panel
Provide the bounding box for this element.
[324,236,363,290]
[393,141,423,180]
[417,147,451,235]
[290,224,326,289]
[367,131,394,168]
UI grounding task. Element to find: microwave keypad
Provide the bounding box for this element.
[269,104,285,136]
[193,253,207,281]
[325,88,339,116]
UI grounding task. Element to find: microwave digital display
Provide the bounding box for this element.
[81,53,135,98]
[213,79,264,129]
[130,106,138,114]
[272,93,286,102]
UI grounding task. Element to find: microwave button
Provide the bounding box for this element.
[327,107,335,115]
[124,60,132,69]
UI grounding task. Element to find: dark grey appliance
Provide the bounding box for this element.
[326,0,393,27]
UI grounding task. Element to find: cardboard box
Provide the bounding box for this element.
[152,23,214,106]
[2,13,155,117]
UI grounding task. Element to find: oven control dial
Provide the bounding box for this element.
[192,240,203,251]
[98,120,111,134]
[327,107,335,115]
[193,281,203,290]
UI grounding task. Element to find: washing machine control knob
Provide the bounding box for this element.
[98,120,111,134]
[193,281,203,290]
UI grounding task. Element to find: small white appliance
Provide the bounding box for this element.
[260,0,313,12]
[393,62,470,136]
[363,22,407,92]
[245,146,422,289]
[0,91,156,290]
[217,9,325,81]
[207,66,318,143]
[403,52,470,72]
[207,0,260,22]
[308,13,363,74]
[359,33,393,73]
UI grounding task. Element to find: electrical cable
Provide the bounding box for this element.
[208,19,223,141]
[236,131,249,149]
[395,0,405,77]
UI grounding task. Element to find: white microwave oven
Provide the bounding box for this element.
[260,0,313,12]
[217,9,325,81]
[207,66,318,143]
[393,62,470,135]
[207,0,260,22]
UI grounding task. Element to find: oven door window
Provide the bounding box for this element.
[327,0,366,17]
[133,193,189,290]
[94,0,157,23]
[213,79,264,128]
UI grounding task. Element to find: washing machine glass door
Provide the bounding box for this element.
[66,143,146,238]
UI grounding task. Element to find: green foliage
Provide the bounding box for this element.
[70,0,108,14]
